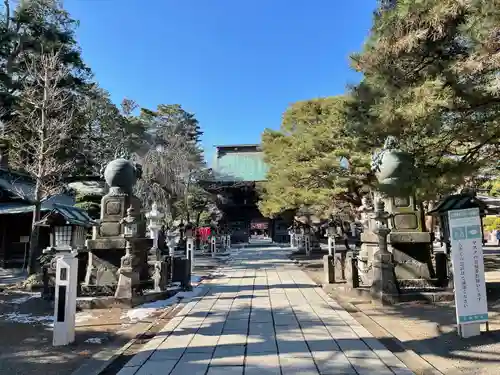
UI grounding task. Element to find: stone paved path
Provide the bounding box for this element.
[118,245,415,375]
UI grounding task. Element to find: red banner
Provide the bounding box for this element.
[251,221,268,230]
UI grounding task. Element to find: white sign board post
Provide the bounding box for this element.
[448,208,488,338]
[53,252,78,346]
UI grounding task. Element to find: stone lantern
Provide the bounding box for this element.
[146,202,164,259]
[368,136,431,303]
[146,203,167,292]
[115,206,140,300]
[35,204,97,346]
[37,204,97,300]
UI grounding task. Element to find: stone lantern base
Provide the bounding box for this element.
[370,250,400,305]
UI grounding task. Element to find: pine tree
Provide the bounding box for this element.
[260,96,371,218]
[348,0,500,200]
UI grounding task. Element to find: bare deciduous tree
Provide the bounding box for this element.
[7,50,76,274]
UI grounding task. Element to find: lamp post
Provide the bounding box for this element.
[115,206,140,300]
[46,223,87,347]
[37,204,97,347]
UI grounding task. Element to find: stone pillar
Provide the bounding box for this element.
[186,227,195,273]
[370,201,399,305]
[211,236,216,257]
[304,234,311,256]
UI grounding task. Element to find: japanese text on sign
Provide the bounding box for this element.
[448,208,488,325]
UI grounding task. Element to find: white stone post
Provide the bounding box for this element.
[327,232,336,257]
[289,230,295,248]
[211,236,217,257]
[305,234,311,256]
[53,251,78,346]
[328,236,335,256]
[186,227,195,273]
[222,234,227,251]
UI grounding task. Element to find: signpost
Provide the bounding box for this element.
[448,208,488,338]
[53,252,78,346]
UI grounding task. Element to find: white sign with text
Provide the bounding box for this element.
[448,208,488,325]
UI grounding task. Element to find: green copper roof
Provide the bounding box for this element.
[213,150,268,182]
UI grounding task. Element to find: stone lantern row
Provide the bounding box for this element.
[39,158,234,347]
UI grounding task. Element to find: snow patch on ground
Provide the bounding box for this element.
[123,286,204,323]
[8,293,41,305]
[209,269,226,278]
[0,312,54,325]
[84,337,103,344]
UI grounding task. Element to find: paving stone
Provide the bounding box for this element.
[276,338,310,355]
[250,312,274,323]
[148,347,185,361]
[211,344,246,366]
[279,353,318,374]
[390,366,416,375]
[135,359,178,375]
[116,366,139,375]
[245,353,281,374]
[349,357,394,375]
[207,366,244,375]
[217,333,247,345]
[337,338,378,359]
[246,338,278,354]
[170,352,211,374]
[123,246,418,375]
[186,333,219,353]
[123,350,154,367]
[310,350,357,374]
[223,319,249,332]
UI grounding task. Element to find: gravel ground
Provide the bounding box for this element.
[292,249,500,375]
[0,252,228,375]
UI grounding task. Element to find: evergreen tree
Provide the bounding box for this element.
[348,0,500,200]
[260,96,371,218]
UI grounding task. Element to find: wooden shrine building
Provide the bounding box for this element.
[200,144,290,243]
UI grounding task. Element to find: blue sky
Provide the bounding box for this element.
[65,0,377,163]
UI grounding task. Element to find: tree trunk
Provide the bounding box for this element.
[27,201,41,275]
[27,67,47,275]
[195,211,202,228]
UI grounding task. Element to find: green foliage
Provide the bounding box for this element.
[133,104,209,223]
[74,192,101,219]
[0,0,91,123]
[483,216,500,232]
[259,96,371,218]
[347,0,500,200]
[482,178,500,198]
